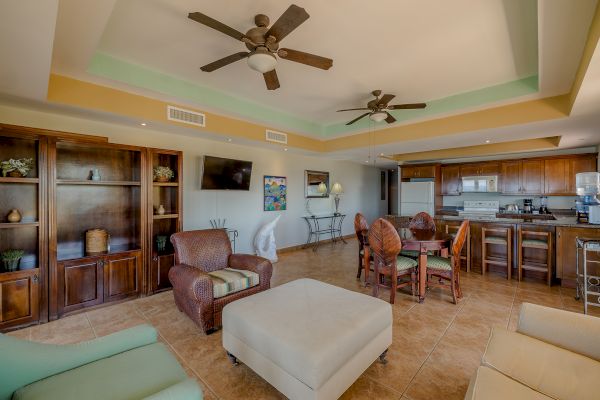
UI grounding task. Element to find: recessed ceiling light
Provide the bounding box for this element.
[485,139,490,143]
[284,148,288,151]
[379,153,385,156]
[227,138,232,142]
[365,160,369,163]
[140,122,146,126]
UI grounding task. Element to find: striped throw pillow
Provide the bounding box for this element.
[207,268,260,299]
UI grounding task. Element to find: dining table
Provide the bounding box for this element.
[397,228,453,303]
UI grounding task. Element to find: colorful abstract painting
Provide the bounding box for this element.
[264,175,287,211]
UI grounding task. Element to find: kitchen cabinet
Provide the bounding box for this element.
[568,156,597,193]
[56,250,141,317]
[441,165,461,195]
[150,253,175,293]
[500,160,543,195]
[460,162,500,176]
[401,165,436,179]
[556,227,600,287]
[544,159,569,194]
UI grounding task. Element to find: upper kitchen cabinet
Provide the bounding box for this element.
[460,162,500,176]
[441,165,461,195]
[500,160,543,195]
[401,165,437,179]
[544,155,597,195]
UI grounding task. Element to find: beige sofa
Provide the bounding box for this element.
[465,303,600,400]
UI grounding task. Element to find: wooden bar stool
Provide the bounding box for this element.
[445,223,471,272]
[517,227,552,286]
[482,227,512,279]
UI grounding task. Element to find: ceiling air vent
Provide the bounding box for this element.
[167,105,205,127]
[266,129,288,144]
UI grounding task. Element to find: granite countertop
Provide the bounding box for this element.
[434,214,600,229]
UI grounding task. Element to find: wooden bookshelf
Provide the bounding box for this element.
[56,180,141,186]
[0,131,46,330]
[147,148,182,294]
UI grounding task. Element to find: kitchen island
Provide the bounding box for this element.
[385,214,600,288]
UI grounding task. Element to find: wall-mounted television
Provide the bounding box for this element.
[201,155,253,190]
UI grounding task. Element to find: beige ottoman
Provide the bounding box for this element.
[222,278,392,400]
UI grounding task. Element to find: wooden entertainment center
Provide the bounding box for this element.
[0,124,182,331]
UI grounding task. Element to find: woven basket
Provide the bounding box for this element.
[86,229,109,254]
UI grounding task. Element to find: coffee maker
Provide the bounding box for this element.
[523,199,533,213]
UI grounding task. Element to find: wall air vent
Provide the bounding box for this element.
[167,105,205,127]
[265,129,288,144]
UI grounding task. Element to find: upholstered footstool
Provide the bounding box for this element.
[222,278,392,400]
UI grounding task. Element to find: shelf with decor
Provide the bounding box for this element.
[0,130,47,330]
[50,140,145,319]
[147,148,182,295]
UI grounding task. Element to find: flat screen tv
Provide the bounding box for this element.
[201,155,253,190]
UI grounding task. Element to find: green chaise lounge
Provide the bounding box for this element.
[0,324,203,400]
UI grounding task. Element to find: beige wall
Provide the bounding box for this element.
[0,103,385,253]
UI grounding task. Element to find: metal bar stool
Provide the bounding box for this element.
[445,223,471,272]
[518,227,552,286]
[482,227,512,279]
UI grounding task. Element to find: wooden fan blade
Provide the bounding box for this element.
[388,103,427,110]
[337,108,370,112]
[346,112,370,125]
[200,52,249,72]
[385,112,397,124]
[378,94,395,107]
[265,4,309,42]
[263,69,280,90]
[188,12,245,41]
[278,48,333,70]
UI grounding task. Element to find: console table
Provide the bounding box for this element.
[302,214,347,251]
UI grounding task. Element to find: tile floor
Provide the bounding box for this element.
[8,239,597,400]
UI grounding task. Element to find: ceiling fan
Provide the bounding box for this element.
[188,4,333,90]
[338,90,426,125]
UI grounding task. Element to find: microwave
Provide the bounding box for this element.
[461,176,498,193]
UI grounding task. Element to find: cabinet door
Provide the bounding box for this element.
[568,156,598,193]
[150,254,175,293]
[544,159,569,194]
[0,270,39,329]
[58,258,103,316]
[460,164,480,176]
[441,165,461,195]
[401,167,416,179]
[521,160,544,194]
[501,161,521,194]
[416,165,436,178]
[480,162,500,175]
[556,227,600,287]
[104,252,141,302]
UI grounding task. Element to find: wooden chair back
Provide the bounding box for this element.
[452,220,470,262]
[409,212,436,231]
[368,218,402,270]
[354,213,369,247]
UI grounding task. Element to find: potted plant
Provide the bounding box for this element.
[1,158,34,177]
[1,249,24,272]
[153,166,175,182]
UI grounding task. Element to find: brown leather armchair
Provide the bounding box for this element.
[169,229,273,333]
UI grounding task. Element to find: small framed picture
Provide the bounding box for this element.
[264,176,287,211]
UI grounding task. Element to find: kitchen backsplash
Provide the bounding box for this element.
[442,193,576,210]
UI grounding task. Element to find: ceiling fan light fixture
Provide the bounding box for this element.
[247,48,277,73]
[369,111,387,122]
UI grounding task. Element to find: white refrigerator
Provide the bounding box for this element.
[400,182,435,216]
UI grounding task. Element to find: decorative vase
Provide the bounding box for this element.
[157,205,166,215]
[7,209,22,223]
[8,170,25,178]
[2,259,20,272]
[91,168,101,181]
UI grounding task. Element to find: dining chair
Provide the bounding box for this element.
[402,212,436,258]
[354,213,372,283]
[368,218,418,304]
[425,219,469,304]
